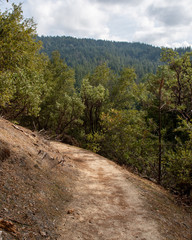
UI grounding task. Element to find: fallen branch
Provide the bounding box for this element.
[12,124,23,132]
[0,218,20,239]
[8,218,32,227]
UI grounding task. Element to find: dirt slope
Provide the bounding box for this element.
[0,117,191,239]
[0,118,76,239]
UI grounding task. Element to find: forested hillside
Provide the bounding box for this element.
[1,4,192,200]
[38,36,162,86]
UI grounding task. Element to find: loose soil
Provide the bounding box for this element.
[0,117,191,239]
[0,118,75,239]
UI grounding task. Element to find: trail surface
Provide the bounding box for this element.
[0,117,190,239]
[51,142,191,240]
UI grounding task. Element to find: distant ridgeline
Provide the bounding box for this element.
[38,36,192,86]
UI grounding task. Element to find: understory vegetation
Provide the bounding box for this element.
[0,4,192,198]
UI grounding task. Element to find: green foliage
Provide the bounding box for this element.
[164,119,192,194]
[0,4,45,118]
[161,49,192,121]
[38,36,163,85]
[80,78,108,134]
[165,142,192,194]
[39,51,84,133]
[88,63,114,88]
[85,132,105,153]
[0,71,15,106]
[101,109,157,174]
[143,49,192,190]
[111,67,139,109]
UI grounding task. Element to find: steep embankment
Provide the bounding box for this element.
[0,118,76,239]
[0,117,191,239]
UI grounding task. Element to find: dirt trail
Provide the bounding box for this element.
[0,117,190,239]
[51,142,191,240]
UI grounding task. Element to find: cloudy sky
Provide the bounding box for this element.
[1,0,192,48]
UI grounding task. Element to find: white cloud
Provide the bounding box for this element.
[147,4,192,27]
[112,0,192,47]
[25,0,110,39]
[1,0,192,48]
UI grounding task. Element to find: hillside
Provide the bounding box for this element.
[38,36,162,85]
[38,36,192,86]
[0,117,75,239]
[0,117,191,239]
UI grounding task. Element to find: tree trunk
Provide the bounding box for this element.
[158,78,164,184]
[158,102,162,184]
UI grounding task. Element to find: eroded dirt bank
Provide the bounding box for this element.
[0,118,75,239]
[51,142,192,240]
